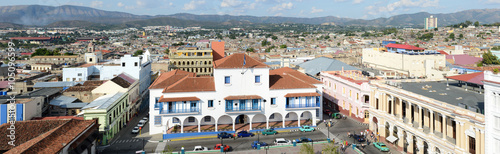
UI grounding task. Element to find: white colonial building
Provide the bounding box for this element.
[483,71,500,154]
[149,53,323,135]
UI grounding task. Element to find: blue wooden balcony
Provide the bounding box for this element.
[286,102,320,109]
[159,108,199,115]
[225,106,262,113]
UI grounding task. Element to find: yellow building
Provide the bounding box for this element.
[169,47,213,76]
[369,80,484,154]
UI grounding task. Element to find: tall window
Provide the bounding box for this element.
[271,98,276,105]
[255,75,261,83]
[154,97,160,109]
[224,76,230,84]
[208,100,214,108]
[188,117,195,123]
[495,116,500,129]
[154,116,161,125]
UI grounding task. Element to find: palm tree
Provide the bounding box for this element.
[300,143,314,154]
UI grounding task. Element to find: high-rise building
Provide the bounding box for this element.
[484,71,500,154]
[425,15,438,30]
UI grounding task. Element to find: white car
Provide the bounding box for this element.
[193,146,208,151]
[137,120,146,127]
[274,138,291,145]
[131,127,140,134]
[142,117,149,123]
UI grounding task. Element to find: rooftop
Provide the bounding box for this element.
[386,43,425,50]
[214,53,268,69]
[400,81,484,114]
[82,92,126,110]
[269,67,321,90]
[0,118,97,154]
[297,57,360,76]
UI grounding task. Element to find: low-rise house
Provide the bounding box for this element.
[49,95,87,116]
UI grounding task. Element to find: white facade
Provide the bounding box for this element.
[484,71,500,154]
[63,54,151,94]
[149,54,323,135]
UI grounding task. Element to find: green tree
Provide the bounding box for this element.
[216,34,223,39]
[246,48,255,52]
[300,143,314,154]
[482,51,500,65]
[324,36,330,40]
[261,40,270,46]
[271,35,278,40]
[322,141,340,154]
[474,21,480,27]
[229,34,236,39]
[280,44,287,49]
[449,33,455,40]
[165,49,170,54]
[133,50,144,56]
[301,38,305,42]
[459,34,464,39]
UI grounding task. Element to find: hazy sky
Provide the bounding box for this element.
[5,0,500,19]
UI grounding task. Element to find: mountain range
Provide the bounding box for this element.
[0,5,499,28]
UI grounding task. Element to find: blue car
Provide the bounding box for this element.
[237,131,255,138]
[353,134,365,142]
[251,141,268,149]
[217,132,233,139]
[295,137,313,143]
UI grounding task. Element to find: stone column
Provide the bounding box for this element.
[249,118,252,130]
[397,127,404,148]
[416,137,424,154]
[429,110,434,134]
[232,120,235,131]
[215,121,218,132]
[391,97,395,116]
[198,121,201,132]
[475,128,480,154]
[407,102,412,124]
[457,121,463,149]
[442,115,447,140]
[407,133,414,154]
[418,105,422,129]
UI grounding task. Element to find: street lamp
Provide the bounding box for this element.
[264,145,270,154]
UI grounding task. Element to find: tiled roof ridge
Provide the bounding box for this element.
[163,77,215,93]
[164,75,190,92]
[284,72,314,87]
[6,119,73,154]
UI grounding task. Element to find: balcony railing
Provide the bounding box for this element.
[286,103,320,109]
[160,108,199,114]
[225,106,262,112]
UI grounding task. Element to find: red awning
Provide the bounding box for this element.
[159,96,200,102]
[224,95,262,100]
[284,92,321,97]
[446,72,483,85]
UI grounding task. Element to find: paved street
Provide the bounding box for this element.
[100,112,399,154]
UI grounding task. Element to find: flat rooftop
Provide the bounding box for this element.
[400,81,484,114]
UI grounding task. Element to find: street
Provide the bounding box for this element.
[100,112,395,154]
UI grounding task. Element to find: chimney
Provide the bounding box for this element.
[211,41,225,61]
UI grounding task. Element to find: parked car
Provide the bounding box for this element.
[323,109,332,116]
[262,128,278,135]
[274,138,291,145]
[142,117,148,123]
[352,134,365,142]
[237,131,254,137]
[295,137,313,143]
[213,144,231,152]
[193,146,208,151]
[217,132,233,139]
[299,125,315,132]
[373,142,389,152]
[137,120,146,127]
[251,141,268,149]
[131,126,140,134]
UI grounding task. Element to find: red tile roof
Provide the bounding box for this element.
[284,92,321,97]
[269,67,320,90]
[149,70,196,89]
[446,72,484,85]
[163,76,215,93]
[0,118,97,154]
[386,43,424,50]
[437,50,449,55]
[214,53,268,69]
[224,95,262,100]
[159,96,200,102]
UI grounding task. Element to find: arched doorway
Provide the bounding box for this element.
[372,117,378,134]
[200,116,216,132]
[285,112,298,127]
[217,115,233,131]
[183,116,198,133]
[269,113,283,128]
[435,147,441,154]
[300,111,313,126]
[235,114,250,131]
[252,114,266,129]
[364,110,370,123]
[423,141,429,154]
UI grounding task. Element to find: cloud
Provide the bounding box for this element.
[221,0,244,7]
[485,0,500,4]
[90,1,103,8]
[353,0,363,4]
[366,0,439,15]
[310,7,324,13]
[269,2,294,12]
[117,2,124,7]
[183,0,206,11]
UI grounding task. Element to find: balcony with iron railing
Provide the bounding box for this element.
[159,108,200,115]
[286,102,320,110]
[225,105,263,113]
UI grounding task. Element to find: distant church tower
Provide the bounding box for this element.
[88,41,95,53]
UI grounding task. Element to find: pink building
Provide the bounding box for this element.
[320,70,372,123]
